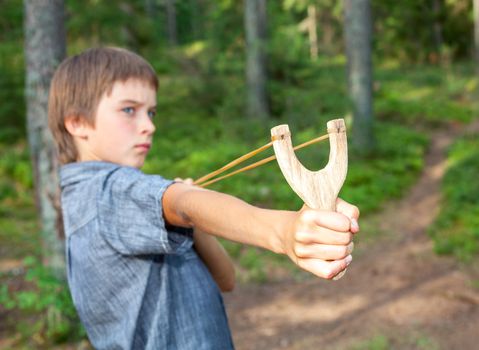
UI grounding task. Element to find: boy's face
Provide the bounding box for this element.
[78,79,157,168]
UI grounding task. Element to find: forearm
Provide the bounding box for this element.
[163,183,360,280]
[193,229,235,292]
[163,184,293,254]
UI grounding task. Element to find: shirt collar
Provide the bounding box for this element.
[60,161,120,188]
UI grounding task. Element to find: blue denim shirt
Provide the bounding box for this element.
[60,161,234,350]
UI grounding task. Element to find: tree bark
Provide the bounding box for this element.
[245,0,269,119]
[24,0,66,277]
[474,0,479,69]
[344,0,375,153]
[189,0,203,40]
[165,0,178,46]
[432,0,443,63]
[299,5,319,61]
[307,5,318,61]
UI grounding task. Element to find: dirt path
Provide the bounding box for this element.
[224,121,479,350]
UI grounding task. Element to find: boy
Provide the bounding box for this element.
[48,47,359,350]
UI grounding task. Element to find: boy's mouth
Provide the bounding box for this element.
[135,143,151,152]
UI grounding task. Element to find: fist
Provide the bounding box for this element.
[286,198,360,280]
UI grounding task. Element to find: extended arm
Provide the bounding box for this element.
[163,183,359,280]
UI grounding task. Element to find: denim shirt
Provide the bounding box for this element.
[60,161,234,350]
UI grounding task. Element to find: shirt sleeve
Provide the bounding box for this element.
[97,167,193,255]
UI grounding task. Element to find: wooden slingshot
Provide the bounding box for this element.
[195,118,349,279]
[270,119,348,211]
[271,119,349,280]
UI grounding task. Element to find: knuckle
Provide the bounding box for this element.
[295,230,307,243]
[294,243,305,258]
[299,209,313,223]
[337,232,352,245]
[352,205,360,219]
[345,232,353,243]
[339,245,349,258]
[323,266,336,280]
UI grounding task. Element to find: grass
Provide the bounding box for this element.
[429,133,479,261]
[350,332,439,350]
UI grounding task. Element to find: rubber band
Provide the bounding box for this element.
[193,141,274,185]
[194,133,329,187]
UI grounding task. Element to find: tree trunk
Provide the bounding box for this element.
[165,0,178,46]
[431,0,443,64]
[144,0,157,18]
[189,0,203,40]
[474,0,479,70]
[24,0,66,277]
[344,0,375,153]
[307,5,318,61]
[245,0,269,119]
[321,9,335,55]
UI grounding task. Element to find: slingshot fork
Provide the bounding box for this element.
[271,119,349,279]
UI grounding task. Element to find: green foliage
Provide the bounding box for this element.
[0,256,85,344]
[373,0,472,62]
[0,0,25,143]
[352,334,390,350]
[375,63,478,126]
[342,122,428,213]
[429,135,479,261]
[351,332,439,350]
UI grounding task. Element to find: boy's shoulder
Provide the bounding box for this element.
[60,161,170,188]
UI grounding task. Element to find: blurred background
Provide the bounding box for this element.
[0,0,478,349]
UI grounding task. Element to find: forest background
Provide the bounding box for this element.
[0,0,478,349]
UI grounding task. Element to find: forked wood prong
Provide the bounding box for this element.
[271,119,349,279]
[271,119,348,211]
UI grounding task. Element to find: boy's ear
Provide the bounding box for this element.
[64,115,91,139]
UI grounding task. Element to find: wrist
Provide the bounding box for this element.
[266,209,296,255]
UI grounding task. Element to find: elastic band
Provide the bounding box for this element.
[195,133,329,187]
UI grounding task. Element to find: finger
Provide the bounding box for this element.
[297,255,352,280]
[174,177,194,186]
[299,209,351,232]
[336,198,360,233]
[296,228,352,245]
[183,178,194,185]
[294,242,354,260]
[336,198,360,220]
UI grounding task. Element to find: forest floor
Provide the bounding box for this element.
[224,120,479,350]
[1,121,478,350]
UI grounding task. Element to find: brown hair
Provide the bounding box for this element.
[48,47,159,164]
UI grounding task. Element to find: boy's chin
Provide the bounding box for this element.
[128,161,145,169]
[116,158,145,169]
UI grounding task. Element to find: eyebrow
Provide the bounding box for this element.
[119,99,142,105]
[119,99,156,108]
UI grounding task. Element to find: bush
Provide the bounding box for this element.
[0,256,85,345]
[429,135,479,261]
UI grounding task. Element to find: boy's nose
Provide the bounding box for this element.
[140,114,156,135]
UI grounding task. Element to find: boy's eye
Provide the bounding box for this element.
[147,110,156,119]
[122,107,135,115]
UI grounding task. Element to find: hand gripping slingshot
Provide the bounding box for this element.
[194,119,349,278]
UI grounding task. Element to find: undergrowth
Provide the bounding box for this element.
[429,134,479,261]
